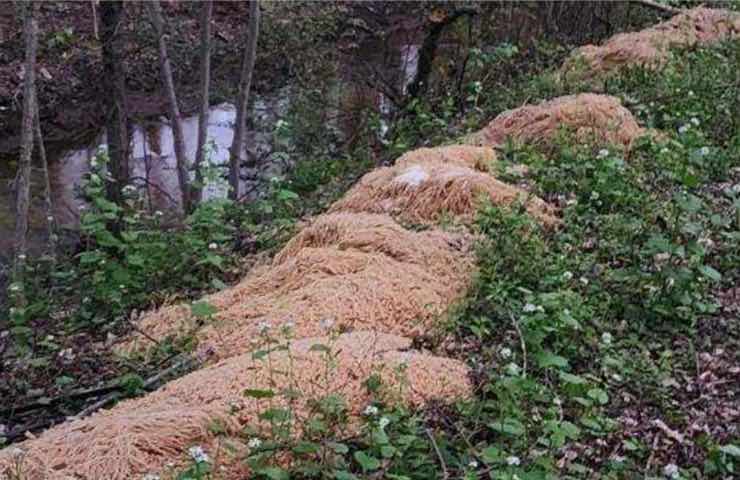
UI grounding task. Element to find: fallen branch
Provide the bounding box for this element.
[74,354,197,420]
[2,355,199,442]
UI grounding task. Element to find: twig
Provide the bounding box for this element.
[510,312,527,377]
[426,428,449,479]
[631,0,683,15]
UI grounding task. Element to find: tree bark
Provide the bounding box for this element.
[33,91,54,250]
[191,0,213,209]
[229,0,261,201]
[405,8,478,102]
[99,1,129,207]
[149,0,191,214]
[13,1,39,271]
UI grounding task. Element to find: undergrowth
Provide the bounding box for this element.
[172,40,740,480]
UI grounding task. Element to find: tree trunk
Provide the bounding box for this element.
[33,91,55,250]
[99,1,129,207]
[191,0,213,209]
[229,0,261,201]
[13,1,39,271]
[149,0,191,214]
[405,8,477,102]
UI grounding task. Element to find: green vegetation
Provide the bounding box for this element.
[171,40,740,479]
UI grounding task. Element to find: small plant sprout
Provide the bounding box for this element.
[188,445,209,464]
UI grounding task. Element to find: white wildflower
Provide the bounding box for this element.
[690,117,700,126]
[208,242,218,250]
[9,284,21,293]
[83,296,91,303]
[468,460,479,468]
[597,149,609,158]
[553,397,562,406]
[660,147,669,154]
[9,447,24,458]
[601,332,612,345]
[282,320,295,331]
[698,146,709,156]
[688,90,694,97]
[363,405,379,416]
[90,173,100,182]
[499,347,512,359]
[119,284,125,289]
[320,317,335,330]
[579,276,589,285]
[154,210,163,217]
[90,159,98,168]
[257,321,270,333]
[667,277,675,289]
[142,475,160,480]
[590,191,600,200]
[188,445,209,463]
[678,124,690,134]
[506,455,521,466]
[522,303,538,313]
[47,215,54,222]
[378,416,391,429]
[612,373,623,382]
[562,271,573,281]
[612,455,626,463]
[247,437,262,449]
[17,254,26,260]
[663,463,679,479]
[78,205,87,210]
[45,335,54,341]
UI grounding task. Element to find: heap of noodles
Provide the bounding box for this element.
[561,7,740,82]
[121,212,476,359]
[330,146,558,226]
[0,332,472,480]
[465,93,645,150]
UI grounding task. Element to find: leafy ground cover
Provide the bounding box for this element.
[168,40,740,480]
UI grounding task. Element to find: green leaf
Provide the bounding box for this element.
[257,467,290,480]
[587,388,609,405]
[481,446,502,463]
[489,417,525,436]
[719,444,740,457]
[559,371,587,385]
[354,451,381,472]
[536,351,569,369]
[191,301,218,318]
[698,265,722,281]
[334,472,358,480]
[244,388,275,399]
